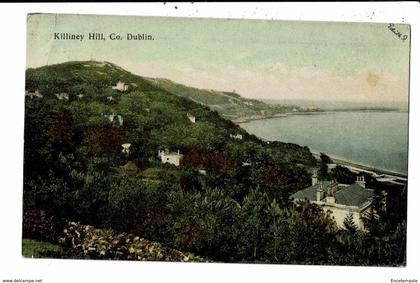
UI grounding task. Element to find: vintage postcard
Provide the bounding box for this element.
[23,13,409,266]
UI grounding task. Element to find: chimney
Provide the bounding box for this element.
[316,188,324,202]
[312,174,318,186]
[356,175,366,188]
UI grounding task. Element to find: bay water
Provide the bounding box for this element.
[240,111,409,174]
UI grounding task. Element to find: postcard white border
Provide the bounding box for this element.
[0,2,419,283]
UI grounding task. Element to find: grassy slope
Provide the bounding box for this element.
[144,77,276,118]
[25,60,315,167]
[22,239,64,258]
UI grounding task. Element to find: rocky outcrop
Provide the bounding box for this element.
[58,222,206,262]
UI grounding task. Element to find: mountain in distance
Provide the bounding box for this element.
[263,99,407,112]
[143,77,312,121]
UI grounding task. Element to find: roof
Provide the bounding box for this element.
[291,181,373,208]
[291,181,333,201]
[162,151,183,157]
[334,183,373,207]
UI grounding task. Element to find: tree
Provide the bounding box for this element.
[331,166,357,184]
[320,152,332,164]
[343,213,359,235]
[318,153,332,181]
[237,187,270,261]
[265,199,291,263]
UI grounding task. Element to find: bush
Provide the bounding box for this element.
[57,221,206,262]
[22,210,67,242]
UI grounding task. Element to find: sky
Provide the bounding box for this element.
[27,14,411,102]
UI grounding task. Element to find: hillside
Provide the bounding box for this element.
[22,60,410,265]
[23,61,407,265]
[144,77,305,120]
[25,60,316,163]
[26,60,311,121]
[24,60,318,261]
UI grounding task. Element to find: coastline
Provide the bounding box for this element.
[231,109,407,124]
[311,151,407,180]
[231,111,324,124]
[236,110,408,182]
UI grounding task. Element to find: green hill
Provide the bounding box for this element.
[25,60,316,181]
[26,60,305,121]
[144,77,294,119]
[23,61,406,266]
[24,60,319,262]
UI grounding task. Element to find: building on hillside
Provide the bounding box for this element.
[187,113,196,123]
[25,90,43,99]
[230,133,243,140]
[76,94,84,99]
[121,143,131,155]
[55,92,69,100]
[327,163,337,173]
[105,113,123,126]
[112,81,128,92]
[291,175,374,229]
[107,96,114,101]
[158,149,183,167]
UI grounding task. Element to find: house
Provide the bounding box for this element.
[55,92,69,100]
[187,113,196,123]
[76,94,84,99]
[107,96,114,101]
[291,175,374,229]
[112,81,128,92]
[158,149,183,167]
[230,133,243,140]
[327,163,337,173]
[121,143,131,155]
[105,113,123,126]
[25,90,43,99]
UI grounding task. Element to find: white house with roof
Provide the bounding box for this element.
[291,175,374,229]
[55,92,69,100]
[187,113,196,123]
[25,90,43,99]
[121,143,131,155]
[105,113,123,126]
[230,133,243,140]
[158,149,183,167]
[112,81,128,92]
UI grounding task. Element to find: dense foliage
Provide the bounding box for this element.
[23,61,406,265]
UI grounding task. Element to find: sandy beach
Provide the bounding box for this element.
[231,111,325,124]
[311,151,407,180]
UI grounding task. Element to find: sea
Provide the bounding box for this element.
[241,100,409,175]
